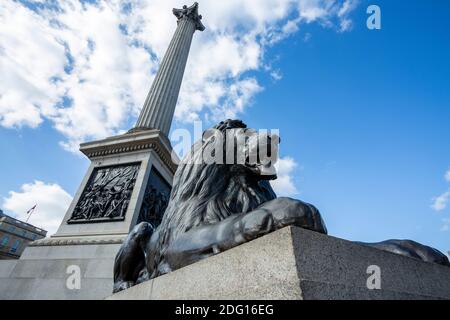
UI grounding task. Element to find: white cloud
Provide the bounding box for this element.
[303,32,312,42]
[0,0,358,152]
[431,189,450,212]
[270,70,283,81]
[2,181,72,236]
[337,0,358,31]
[271,156,299,196]
[297,0,357,29]
[441,218,450,232]
[431,168,450,212]
[0,2,65,128]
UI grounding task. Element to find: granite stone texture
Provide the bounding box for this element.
[0,242,120,300]
[2,226,449,300]
[108,226,450,300]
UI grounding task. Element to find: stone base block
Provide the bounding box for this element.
[0,242,121,300]
[108,226,450,300]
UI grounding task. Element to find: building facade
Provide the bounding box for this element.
[0,209,47,259]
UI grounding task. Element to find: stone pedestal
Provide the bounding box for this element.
[53,128,176,240]
[0,129,177,300]
[0,240,120,299]
[107,226,450,300]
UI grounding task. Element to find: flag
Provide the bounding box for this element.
[26,204,37,214]
[25,204,37,223]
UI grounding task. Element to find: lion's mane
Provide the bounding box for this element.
[151,120,277,274]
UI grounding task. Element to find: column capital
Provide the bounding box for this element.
[173,2,205,32]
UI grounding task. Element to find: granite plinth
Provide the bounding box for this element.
[108,226,450,300]
[0,241,121,300]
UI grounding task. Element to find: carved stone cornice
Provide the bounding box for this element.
[79,129,178,174]
[29,236,126,247]
[173,2,205,31]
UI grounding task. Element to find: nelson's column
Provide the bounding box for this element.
[0,2,204,300]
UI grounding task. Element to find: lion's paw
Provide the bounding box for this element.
[259,197,328,234]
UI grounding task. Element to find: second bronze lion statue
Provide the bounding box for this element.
[113,119,449,293]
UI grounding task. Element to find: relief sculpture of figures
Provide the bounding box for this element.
[137,186,169,228]
[113,120,450,293]
[137,168,171,228]
[69,164,139,223]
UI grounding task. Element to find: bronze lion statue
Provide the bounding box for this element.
[113,119,449,293]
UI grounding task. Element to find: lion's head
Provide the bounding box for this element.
[151,119,280,273]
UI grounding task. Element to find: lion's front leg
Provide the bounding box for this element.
[257,197,328,235]
[163,198,326,273]
[113,222,153,293]
[164,209,275,271]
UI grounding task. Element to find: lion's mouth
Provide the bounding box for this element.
[245,134,279,180]
[245,148,277,180]
[250,160,277,180]
[232,129,280,180]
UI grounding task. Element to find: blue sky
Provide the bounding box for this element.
[243,1,450,250]
[0,0,449,254]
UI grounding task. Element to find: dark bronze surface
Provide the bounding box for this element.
[69,163,139,223]
[173,2,205,31]
[358,239,450,266]
[137,168,170,228]
[113,120,449,293]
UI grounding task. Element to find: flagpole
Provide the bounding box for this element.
[25,204,36,223]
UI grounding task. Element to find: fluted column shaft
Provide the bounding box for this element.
[135,16,197,136]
